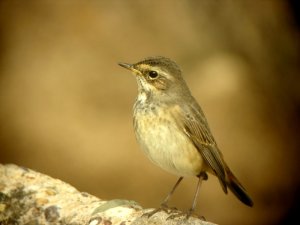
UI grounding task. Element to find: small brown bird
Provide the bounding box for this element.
[118,56,253,217]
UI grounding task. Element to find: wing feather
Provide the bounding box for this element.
[178,102,228,192]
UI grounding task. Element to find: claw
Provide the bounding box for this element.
[142,204,179,218]
[142,208,165,218]
[166,211,188,220]
[166,209,206,221]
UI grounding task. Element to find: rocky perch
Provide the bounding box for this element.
[0,164,216,225]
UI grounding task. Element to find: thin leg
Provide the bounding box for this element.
[166,172,208,220]
[143,176,184,218]
[160,176,183,207]
[187,172,208,217]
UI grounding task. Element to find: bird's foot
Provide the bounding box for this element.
[166,211,189,220]
[143,204,178,218]
[166,208,206,221]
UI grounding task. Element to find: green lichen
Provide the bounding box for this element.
[92,199,139,215]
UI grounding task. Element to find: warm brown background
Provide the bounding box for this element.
[0,1,299,225]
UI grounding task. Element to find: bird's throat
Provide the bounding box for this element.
[137,92,148,104]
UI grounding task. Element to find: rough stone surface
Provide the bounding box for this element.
[0,164,216,225]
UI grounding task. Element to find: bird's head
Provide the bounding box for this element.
[119,56,189,97]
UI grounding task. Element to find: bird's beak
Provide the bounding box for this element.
[118,62,141,76]
[118,62,133,70]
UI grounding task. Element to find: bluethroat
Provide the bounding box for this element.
[118,56,253,217]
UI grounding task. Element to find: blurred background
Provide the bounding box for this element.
[0,1,299,225]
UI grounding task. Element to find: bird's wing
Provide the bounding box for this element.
[177,103,228,192]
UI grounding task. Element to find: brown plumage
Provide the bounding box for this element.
[119,56,253,217]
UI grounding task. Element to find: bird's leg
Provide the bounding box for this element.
[186,172,208,218]
[167,172,208,220]
[160,176,183,209]
[143,177,183,218]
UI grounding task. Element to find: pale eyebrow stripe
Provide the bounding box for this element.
[138,64,174,81]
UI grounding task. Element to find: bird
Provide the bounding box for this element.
[118,56,253,218]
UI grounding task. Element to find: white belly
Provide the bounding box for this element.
[134,106,203,177]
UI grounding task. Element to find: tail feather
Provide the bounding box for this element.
[225,168,254,207]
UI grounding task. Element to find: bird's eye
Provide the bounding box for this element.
[148,70,158,79]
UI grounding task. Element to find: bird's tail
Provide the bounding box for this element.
[225,167,254,207]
